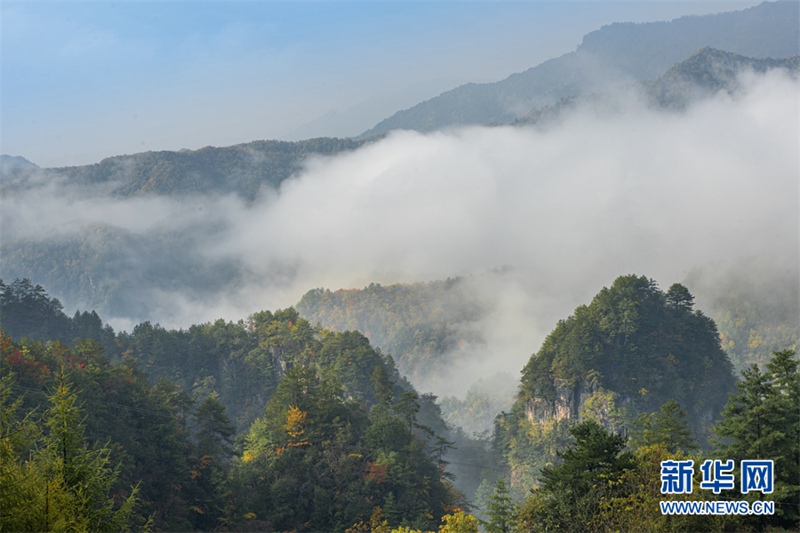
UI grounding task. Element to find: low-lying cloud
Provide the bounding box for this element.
[2,69,797,398]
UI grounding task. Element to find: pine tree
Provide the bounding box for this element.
[0,372,47,531]
[483,479,517,533]
[629,400,698,453]
[525,419,634,532]
[39,371,143,531]
[713,350,800,526]
[189,395,235,530]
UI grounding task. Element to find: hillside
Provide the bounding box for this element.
[296,279,485,383]
[1,137,364,202]
[498,275,737,494]
[515,47,800,126]
[0,279,494,530]
[359,1,799,137]
[644,47,800,109]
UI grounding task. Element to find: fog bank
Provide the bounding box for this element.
[2,70,797,398]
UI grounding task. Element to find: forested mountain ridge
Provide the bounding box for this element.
[296,278,519,436]
[516,48,800,126]
[3,277,797,531]
[644,47,800,109]
[517,276,735,434]
[1,137,364,202]
[297,279,484,385]
[359,1,798,137]
[498,276,737,496]
[0,278,492,530]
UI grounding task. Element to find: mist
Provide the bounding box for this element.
[2,69,797,399]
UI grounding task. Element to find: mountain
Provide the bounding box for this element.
[0,155,38,171]
[0,279,490,529]
[2,5,797,338]
[644,47,800,108]
[296,279,485,384]
[498,275,737,494]
[1,138,364,201]
[0,155,39,184]
[359,1,799,137]
[514,48,800,126]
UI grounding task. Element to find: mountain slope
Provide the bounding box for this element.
[644,47,800,108]
[1,137,364,202]
[359,1,799,137]
[498,275,736,493]
[515,48,800,126]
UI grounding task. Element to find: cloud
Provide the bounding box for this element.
[2,69,797,399]
[227,68,796,300]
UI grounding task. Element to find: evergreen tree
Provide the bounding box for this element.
[41,371,144,531]
[188,395,235,530]
[0,369,144,531]
[713,350,800,526]
[483,479,517,533]
[629,400,698,453]
[0,372,46,531]
[521,420,634,532]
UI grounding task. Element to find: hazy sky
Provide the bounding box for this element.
[2,0,762,168]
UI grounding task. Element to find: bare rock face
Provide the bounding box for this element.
[524,378,585,424]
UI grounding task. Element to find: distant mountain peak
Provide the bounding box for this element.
[0,155,38,171]
[359,1,798,138]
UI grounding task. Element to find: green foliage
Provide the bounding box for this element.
[592,444,731,533]
[117,316,277,432]
[187,395,235,531]
[0,369,144,532]
[684,258,799,372]
[629,400,698,454]
[514,350,800,533]
[297,281,498,501]
[501,275,735,509]
[713,350,800,526]
[518,420,634,532]
[0,330,246,531]
[0,371,46,531]
[518,275,735,445]
[234,364,457,532]
[483,479,517,533]
[297,279,485,386]
[0,279,118,359]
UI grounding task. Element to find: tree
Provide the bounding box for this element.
[43,372,144,531]
[629,400,698,453]
[521,420,634,532]
[483,479,517,533]
[438,511,480,533]
[0,371,45,531]
[0,370,144,531]
[713,350,800,526]
[188,395,235,530]
[0,278,71,342]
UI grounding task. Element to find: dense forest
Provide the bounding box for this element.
[0,279,491,531]
[1,276,797,531]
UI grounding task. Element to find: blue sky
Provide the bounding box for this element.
[2,1,761,167]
